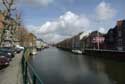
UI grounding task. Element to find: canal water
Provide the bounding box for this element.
[30,47,125,84]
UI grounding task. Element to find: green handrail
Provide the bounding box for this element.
[21,47,44,84]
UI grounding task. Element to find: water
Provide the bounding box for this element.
[30,47,125,84]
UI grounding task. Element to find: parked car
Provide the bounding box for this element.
[15,48,22,53]
[0,55,9,69]
[0,50,13,60]
[0,47,15,58]
[15,45,24,53]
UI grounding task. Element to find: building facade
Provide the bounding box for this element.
[85,31,105,49]
[105,20,125,51]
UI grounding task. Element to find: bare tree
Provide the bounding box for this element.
[2,0,14,15]
[0,0,16,47]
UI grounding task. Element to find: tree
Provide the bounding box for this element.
[2,0,15,15]
[0,0,36,47]
[0,0,16,47]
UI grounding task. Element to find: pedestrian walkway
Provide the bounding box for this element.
[0,53,23,84]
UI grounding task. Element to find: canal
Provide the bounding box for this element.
[30,47,125,84]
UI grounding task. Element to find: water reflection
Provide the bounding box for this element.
[30,47,125,84]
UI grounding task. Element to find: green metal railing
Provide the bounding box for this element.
[21,48,44,84]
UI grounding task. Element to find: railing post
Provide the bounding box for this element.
[21,47,44,84]
[22,48,25,84]
[33,74,36,84]
[24,62,28,84]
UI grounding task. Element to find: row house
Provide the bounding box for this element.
[23,33,37,47]
[56,31,105,50]
[85,31,105,49]
[105,20,125,51]
[56,32,83,50]
[71,32,82,49]
[56,20,125,51]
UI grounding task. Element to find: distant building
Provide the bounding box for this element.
[80,36,88,49]
[36,39,44,49]
[71,32,83,49]
[22,33,36,47]
[56,20,125,51]
[105,28,115,50]
[85,31,105,49]
[56,32,83,50]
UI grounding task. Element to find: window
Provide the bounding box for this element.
[118,39,122,46]
[118,30,122,37]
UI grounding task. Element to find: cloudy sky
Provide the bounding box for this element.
[13,0,125,43]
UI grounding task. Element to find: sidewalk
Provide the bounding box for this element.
[0,53,23,84]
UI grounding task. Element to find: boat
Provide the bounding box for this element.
[72,50,82,54]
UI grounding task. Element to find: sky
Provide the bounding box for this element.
[2,0,125,43]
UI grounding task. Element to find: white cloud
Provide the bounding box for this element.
[38,21,59,34]
[27,11,90,43]
[26,25,38,33]
[99,27,106,33]
[96,1,116,20]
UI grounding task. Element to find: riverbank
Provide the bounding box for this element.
[0,53,23,84]
[57,47,125,60]
[84,49,125,60]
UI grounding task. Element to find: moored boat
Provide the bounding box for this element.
[72,49,82,54]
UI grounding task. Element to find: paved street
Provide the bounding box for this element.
[0,53,23,84]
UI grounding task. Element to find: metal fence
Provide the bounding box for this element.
[21,48,44,84]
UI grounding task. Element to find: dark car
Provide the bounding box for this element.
[0,51,12,61]
[0,47,15,58]
[0,56,9,69]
